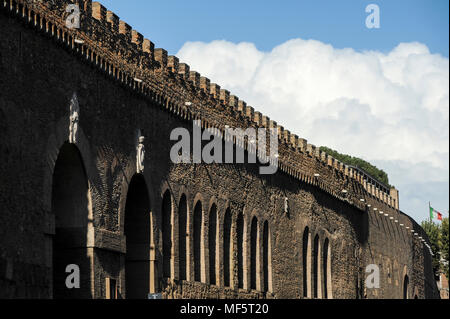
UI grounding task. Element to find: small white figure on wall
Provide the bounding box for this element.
[137,135,145,173]
[69,93,79,144]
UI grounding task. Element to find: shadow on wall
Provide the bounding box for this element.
[312,184,369,245]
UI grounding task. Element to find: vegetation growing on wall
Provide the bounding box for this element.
[442,217,449,279]
[319,146,390,187]
[422,217,449,279]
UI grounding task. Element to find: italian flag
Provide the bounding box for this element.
[430,206,442,221]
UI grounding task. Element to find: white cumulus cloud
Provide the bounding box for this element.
[177,39,449,222]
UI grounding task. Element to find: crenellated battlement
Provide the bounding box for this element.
[4,0,398,213]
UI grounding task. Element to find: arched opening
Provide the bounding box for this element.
[193,201,203,282]
[262,221,270,293]
[302,227,310,298]
[403,274,409,299]
[223,209,232,287]
[236,212,244,289]
[322,238,329,299]
[124,174,151,299]
[209,204,217,285]
[51,142,91,299]
[162,190,172,278]
[178,195,187,281]
[313,234,320,298]
[250,217,258,290]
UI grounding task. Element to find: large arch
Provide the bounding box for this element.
[51,142,92,299]
[124,174,151,299]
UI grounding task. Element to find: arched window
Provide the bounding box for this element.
[162,190,172,278]
[236,213,244,288]
[313,234,320,298]
[263,221,270,293]
[193,201,203,282]
[322,238,329,299]
[302,227,310,298]
[403,274,409,299]
[223,209,232,287]
[250,217,258,290]
[178,195,187,281]
[209,204,217,285]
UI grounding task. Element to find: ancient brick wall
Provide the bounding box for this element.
[0,0,439,299]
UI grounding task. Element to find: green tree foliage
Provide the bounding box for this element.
[422,220,442,277]
[441,217,449,278]
[422,217,449,278]
[319,146,390,186]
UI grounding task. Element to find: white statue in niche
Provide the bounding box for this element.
[284,197,289,214]
[69,93,79,144]
[136,135,145,173]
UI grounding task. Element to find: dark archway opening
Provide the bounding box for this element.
[124,174,151,299]
[51,142,91,299]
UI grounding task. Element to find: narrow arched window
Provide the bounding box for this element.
[193,201,203,282]
[178,195,187,281]
[302,227,310,298]
[236,213,244,289]
[313,234,320,298]
[403,274,409,299]
[162,190,172,278]
[250,217,258,290]
[209,204,217,285]
[323,238,329,299]
[262,221,270,292]
[223,209,232,287]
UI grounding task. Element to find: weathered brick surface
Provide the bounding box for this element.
[0,0,438,299]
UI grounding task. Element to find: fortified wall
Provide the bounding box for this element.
[0,0,439,299]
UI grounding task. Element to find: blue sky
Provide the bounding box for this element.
[100,0,449,57]
[99,1,449,223]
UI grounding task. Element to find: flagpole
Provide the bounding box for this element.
[429,201,432,223]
